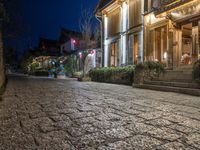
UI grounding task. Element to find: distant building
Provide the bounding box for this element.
[39,38,61,56]
[59,28,102,72]
[59,28,85,54]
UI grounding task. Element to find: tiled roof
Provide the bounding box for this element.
[39,38,59,49]
[59,28,82,43]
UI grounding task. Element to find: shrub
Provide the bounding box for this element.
[193,59,200,82]
[64,57,74,76]
[73,71,83,78]
[89,65,135,85]
[134,61,165,84]
[19,55,33,74]
[30,62,40,72]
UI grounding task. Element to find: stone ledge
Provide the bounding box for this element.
[134,84,200,96]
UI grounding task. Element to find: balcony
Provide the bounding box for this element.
[154,0,193,15]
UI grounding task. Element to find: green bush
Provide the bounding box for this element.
[135,61,165,80]
[193,59,200,82]
[19,55,33,74]
[64,57,74,76]
[30,62,40,72]
[73,71,83,78]
[89,65,135,85]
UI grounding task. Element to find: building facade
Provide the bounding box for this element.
[59,28,84,54]
[39,38,61,56]
[144,0,200,69]
[96,0,144,67]
[59,28,102,73]
[96,0,200,69]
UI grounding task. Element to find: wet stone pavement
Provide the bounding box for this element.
[0,75,200,150]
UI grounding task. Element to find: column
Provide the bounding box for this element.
[121,2,128,65]
[104,15,109,67]
[138,31,144,63]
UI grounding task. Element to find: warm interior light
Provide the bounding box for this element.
[164,52,168,59]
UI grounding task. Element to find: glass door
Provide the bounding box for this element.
[133,35,138,64]
[181,23,192,65]
[154,26,167,62]
[110,42,118,67]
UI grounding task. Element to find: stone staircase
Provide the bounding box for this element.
[134,65,200,96]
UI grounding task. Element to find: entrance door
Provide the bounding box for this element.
[154,26,167,62]
[128,34,139,65]
[181,23,192,65]
[155,28,161,61]
[110,42,118,66]
[133,35,138,64]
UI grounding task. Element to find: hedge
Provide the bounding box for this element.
[193,59,200,82]
[89,65,135,85]
[134,61,165,84]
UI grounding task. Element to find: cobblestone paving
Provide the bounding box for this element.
[0,75,200,150]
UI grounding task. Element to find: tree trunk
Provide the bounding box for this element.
[0,30,5,88]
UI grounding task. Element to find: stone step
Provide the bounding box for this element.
[134,84,200,96]
[175,65,193,70]
[165,70,193,75]
[155,75,193,82]
[156,70,193,82]
[144,80,200,89]
[153,78,194,82]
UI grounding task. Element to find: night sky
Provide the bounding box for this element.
[7,0,99,50]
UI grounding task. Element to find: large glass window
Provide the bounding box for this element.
[129,0,142,28]
[107,8,120,37]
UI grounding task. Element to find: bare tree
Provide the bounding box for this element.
[79,7,93,49]
[94,24,101,48]
[78,7,94,77]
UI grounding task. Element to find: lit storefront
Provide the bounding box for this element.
[127,0,144,65]
[144,0,200,69]
[102,2,123,67]
[96,0,144,67]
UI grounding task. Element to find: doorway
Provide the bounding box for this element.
[128,34,138,65]
[181,23,192,65]
[154,26,167,62]
[133,35,138,64]
[110,42,118,66]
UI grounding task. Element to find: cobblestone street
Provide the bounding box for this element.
[0,75,200,150]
